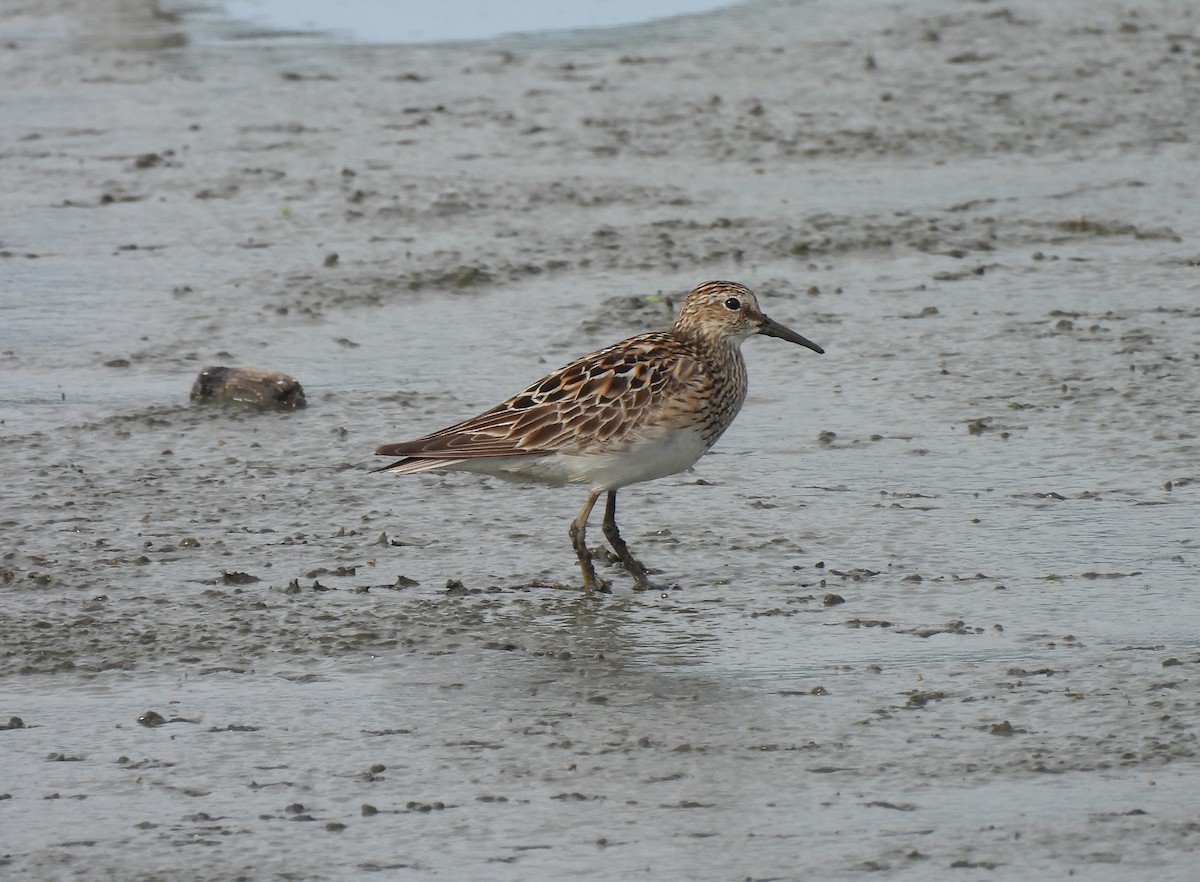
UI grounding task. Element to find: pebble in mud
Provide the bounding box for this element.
[406,800,446,813]
[189,366,306,409]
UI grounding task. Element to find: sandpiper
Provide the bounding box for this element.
[375,280,824,593]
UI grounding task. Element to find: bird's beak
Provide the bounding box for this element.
[759,315,824,354]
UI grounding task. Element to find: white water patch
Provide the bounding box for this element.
[212,0,748,44]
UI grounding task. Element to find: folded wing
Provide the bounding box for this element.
[374,333,708,473]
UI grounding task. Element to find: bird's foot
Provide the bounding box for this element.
[616,556,658,592]
[578,547,612,595]
[581,574,612,595]
[630,575,655,592]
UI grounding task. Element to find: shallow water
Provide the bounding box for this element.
[2,0,1199,879]
[211,0,747,44]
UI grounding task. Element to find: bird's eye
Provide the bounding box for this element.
[724,297,741,310]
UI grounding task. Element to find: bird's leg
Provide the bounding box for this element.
[569,490,606,594]
[602,490,652,590]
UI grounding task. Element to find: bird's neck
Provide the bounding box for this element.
[673,325,747,382]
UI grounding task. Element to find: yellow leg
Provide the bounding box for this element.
[568,490,604,593]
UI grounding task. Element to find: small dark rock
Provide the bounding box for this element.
[190,366,306,409]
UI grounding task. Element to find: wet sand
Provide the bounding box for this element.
[2,0,1199,879]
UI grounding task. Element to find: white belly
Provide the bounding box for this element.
[453,427,711,491]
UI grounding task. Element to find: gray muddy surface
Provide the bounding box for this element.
[2,0,1199,879]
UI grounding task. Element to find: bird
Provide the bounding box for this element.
[374,280,824,594]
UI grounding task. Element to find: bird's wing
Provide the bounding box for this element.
[375,332,710,462]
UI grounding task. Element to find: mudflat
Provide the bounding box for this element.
[2,1,1198,879]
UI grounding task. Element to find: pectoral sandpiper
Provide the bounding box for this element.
[375,280,824,593]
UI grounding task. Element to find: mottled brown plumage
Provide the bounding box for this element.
[375,280,823,593]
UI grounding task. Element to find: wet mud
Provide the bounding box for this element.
[2,0,1199,879]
